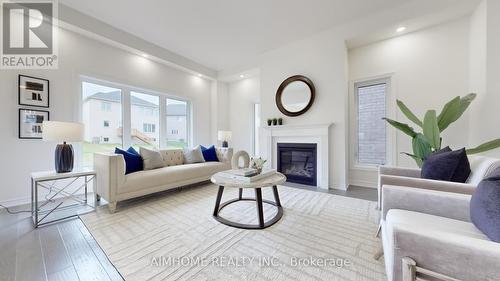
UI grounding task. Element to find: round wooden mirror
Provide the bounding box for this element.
[276,75,315,117]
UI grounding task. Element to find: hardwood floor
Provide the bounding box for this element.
[0,207,123,281]
[0,184,376,281]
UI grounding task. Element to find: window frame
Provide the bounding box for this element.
[78,75,192,167]
[350,75,395,171]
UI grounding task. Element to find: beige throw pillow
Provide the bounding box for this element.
[183,146,206,164]
[140,147,164,170]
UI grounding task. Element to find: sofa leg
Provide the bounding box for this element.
[373,248,384,260]
[95,194,101,202]
[108,202,117,213]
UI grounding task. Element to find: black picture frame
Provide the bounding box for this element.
[18,75,50,108]
[19,108,50,139]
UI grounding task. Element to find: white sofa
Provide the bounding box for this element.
[94,147,233,212]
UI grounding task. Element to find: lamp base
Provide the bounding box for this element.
[55,143,74,173]
[222,140,228,148]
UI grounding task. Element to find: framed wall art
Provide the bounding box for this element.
[18,75,50,108]
[19,108,50,139]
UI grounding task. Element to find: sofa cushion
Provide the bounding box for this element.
[140,147,164,170]
[421,148,471,183]
[470,167,500,242]
[183,146,205,164]
[115,147,143,174]
[121,162,229,193]
[201,145,219,162]
[160,149,184,166]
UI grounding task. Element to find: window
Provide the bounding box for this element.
[143,123,156,133]
[131,92,160,150]
[253,103,260,155]
[355,79,388,165]
[81,78,191,166]
[166,98,188,149]
[82,81,122,167]
[101,102,111,111]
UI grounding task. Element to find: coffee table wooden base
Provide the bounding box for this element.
[212,186,283,230]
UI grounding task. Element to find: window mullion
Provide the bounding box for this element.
[160,97,167,149]
[122,88,132,148]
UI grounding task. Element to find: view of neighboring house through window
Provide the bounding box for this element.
[166,98,188,148]
[131,91,160,150]
[355,79,388,165]
[82,82,123,167]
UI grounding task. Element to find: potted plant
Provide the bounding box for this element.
[267,119,272,126]
[278,118,283,125]
[384,93,500,167]
[272,118,278,125]
[250,157,267,174]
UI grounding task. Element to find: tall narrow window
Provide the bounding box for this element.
[355,80,388,165]
[166,98,188,148]
[82,82,122,167]
[131,92,160,150]
[254,103,260,155]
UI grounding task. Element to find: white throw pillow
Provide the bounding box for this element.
[140,147,164,170]
[183,146,206,164]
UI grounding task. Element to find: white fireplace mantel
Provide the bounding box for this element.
[261,123,333,190]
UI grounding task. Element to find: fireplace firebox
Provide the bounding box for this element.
[277,143,317,186]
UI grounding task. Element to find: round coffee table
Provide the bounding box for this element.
[210,172,286,229]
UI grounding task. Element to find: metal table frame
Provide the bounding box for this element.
[31,170,97,228]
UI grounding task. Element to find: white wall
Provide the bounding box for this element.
[348,18,471,186]
[0,27,213,206]
[469,0,500,157]
[227,77,260,154]
[257,30,349,189]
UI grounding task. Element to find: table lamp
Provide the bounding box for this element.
[42,121,84,173]
[217,131,232,148]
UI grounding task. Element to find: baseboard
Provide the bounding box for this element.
[349,179,377,189]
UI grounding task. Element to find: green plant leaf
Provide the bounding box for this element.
[412,133,432,166]
[466,138,500,154]
[401,152,423,167]
[437,96,460,131]
[423,110,441,149]
[397,100,423,127]
[383,118,417,138]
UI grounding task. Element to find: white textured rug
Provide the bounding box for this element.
[81,185,385,281]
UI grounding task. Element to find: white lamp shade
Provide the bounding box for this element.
[217,130,232,141]
[42,121,84,142]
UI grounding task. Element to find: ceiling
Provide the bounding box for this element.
[60,0,478,72]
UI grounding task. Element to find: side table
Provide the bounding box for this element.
[31,169,96,227]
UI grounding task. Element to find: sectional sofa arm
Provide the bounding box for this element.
[93,152,126,203]
[382,185,471,222]
[390,222,500,281]
[379,165,421,178]
[380,175,476,195]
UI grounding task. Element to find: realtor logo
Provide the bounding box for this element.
[1,0,58,69]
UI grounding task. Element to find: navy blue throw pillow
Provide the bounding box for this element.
[421,147,471,183]
[470,167,500,242]
[200,145,219,162]
[115,147,143,174]
[127,146,140,156]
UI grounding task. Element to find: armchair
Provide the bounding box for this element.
[377,155,500,209]
[381,185,500,281]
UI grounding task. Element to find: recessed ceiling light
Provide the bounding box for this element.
[239,74,245,78]
[396,26,406,33]
[197,74,202,77]
[141,53,149,58]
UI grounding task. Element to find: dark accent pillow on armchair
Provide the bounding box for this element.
[421,147,471,183]
[470,167,500,242]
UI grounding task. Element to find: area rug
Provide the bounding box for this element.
[81,184,385,281]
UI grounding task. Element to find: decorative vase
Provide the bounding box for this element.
[267,119,272,126]
[272,119,277,126]
[278,118,283,125]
